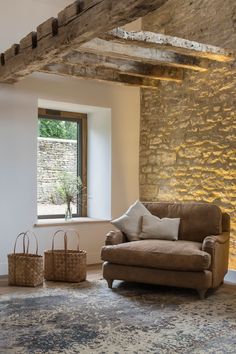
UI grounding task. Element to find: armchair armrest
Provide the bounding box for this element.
[202,232,230,288]
[105,230,127,246]
[202,232,229,250]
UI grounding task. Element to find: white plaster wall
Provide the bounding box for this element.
[0,0,73,52]
[0,0,140,275]
[38,98,112,220]
[23,72,140,217]
[0,0,141,53]
[87,111,112,220]
[0,73,140,275]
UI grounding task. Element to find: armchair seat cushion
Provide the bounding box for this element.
[101,240,211,272]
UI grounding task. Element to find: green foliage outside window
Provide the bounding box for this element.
[38,118,77,140]
[51,172,83,206]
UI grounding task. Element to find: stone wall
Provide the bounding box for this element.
[142,0,236,49]
[140,0,236,268]
[38,137,77,202]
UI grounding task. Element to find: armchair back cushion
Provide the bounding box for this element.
[143,202,222,243]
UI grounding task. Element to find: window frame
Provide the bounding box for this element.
[37,108,87,219]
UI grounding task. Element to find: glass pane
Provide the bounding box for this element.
[37,118,78,217]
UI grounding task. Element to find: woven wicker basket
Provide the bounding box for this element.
[8,231,44,287]
[44,229,87,283]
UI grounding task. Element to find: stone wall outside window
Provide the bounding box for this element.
[37,137,77,203]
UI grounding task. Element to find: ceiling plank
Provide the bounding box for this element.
[40,63,161,89]
[0,0,168,83]
[101,28,235,62]
[62,51,184,82]
[79,38,209,72]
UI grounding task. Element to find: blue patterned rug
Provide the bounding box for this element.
[0,280,236,354]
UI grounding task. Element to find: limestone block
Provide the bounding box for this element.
[161,151,176,166]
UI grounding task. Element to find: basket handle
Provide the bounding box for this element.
[14,232,31,254]
[65,229,80,251]
[52,230,67,252]
[24,230,39,255]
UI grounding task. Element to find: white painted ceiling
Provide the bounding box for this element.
[0,0,73,52]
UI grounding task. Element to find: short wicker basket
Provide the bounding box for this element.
[8,231,44,287]
[44,229,87,283]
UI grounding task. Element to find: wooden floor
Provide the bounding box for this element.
[1,265,235,297]
[0,264,103,296]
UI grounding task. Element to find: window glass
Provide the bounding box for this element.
[37,110,86,219]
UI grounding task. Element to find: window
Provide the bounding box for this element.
[37,108,87,219]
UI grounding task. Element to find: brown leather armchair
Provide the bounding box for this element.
[101,202,230,299]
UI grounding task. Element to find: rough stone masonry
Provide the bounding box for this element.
[37,138,77,203]
[140,0,236,268]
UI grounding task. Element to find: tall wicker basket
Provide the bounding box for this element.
[8,231,44,287]
[44,229,87,283]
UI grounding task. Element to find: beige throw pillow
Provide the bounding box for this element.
[111,200,151,241]
[140,214,180,241]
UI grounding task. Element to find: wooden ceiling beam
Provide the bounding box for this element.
[61,51,184,82]
[79,38,209,72]
[101,28,235,62]
[0,0,168,83]
[40,63,161,89]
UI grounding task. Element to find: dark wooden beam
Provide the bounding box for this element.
[62,51,184,82]
[0,0,168,83]
[79,38,209,72]
[40,63,161,89]
[101,28,235,62]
